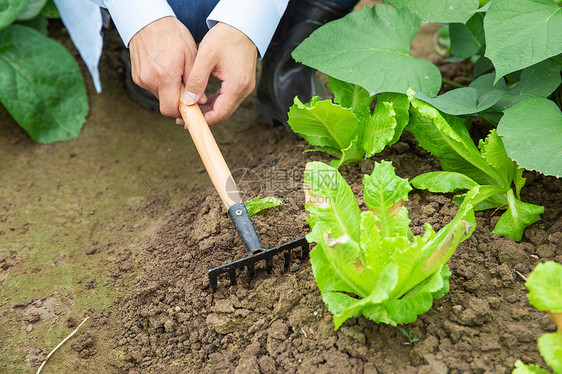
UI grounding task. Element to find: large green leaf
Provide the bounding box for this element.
[407,93,504,187]
[470,60,562,115]
[293,5,442,97]
[0,0,30,29]
[0,25,88,142]
[414,87,503,115]
[525,261,562,314]
[17,0,47,21]
[484,0,562,80]
[537,332,562,374]
[449,13,485,59]
[287,97,359,158]
[497,97,562,177]
[384,0,480,23]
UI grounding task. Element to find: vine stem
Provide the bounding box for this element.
[36,316,90,374]
[442,79,464,89]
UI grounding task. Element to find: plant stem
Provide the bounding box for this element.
[442,79,464,89]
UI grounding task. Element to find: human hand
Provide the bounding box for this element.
[180,22,258,126]
[129,16,198,118]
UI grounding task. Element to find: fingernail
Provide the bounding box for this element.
[183,90,197,105]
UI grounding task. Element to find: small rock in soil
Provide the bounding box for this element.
[85,247,97,255]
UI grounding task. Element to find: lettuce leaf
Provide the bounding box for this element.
[244,196,282,216]
[304,160,476,329]
[517,261,562,374]
[287,79,409,168]
[407,91,544,241]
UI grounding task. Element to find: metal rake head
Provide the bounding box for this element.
[208,236,309,290]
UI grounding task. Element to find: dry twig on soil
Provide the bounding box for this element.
[36,316,90,374]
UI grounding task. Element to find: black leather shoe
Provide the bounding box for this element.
[256,0,349,127]
[121,49,160,111]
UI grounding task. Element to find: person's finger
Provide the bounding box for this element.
[201,85,241,125]
[156,66,182,117]
[202,72,255,125]
[184,50,216,105]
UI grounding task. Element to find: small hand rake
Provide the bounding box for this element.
[179,100,309,290]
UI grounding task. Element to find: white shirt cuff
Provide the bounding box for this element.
[103,0,176,46]
[207,0,288,59]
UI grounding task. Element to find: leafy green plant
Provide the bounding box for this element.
[0,0,88,142]
[292,2,562,177]
[287,80,408,168]
[397,326,419,345]
[407,91,544,241]
[244,196,282,216]
[304,160,476,329]
[513,261,562,374]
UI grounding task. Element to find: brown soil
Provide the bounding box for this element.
[111,128,561,373]
[2,2,560,373]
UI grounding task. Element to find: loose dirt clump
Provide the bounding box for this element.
[113,130,561,373]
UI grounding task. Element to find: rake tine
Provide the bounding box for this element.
[209,273,218,291]
[228,269,237,286]
[247,262,255,278]
[207,237,310,290]
[283,251,291,270]
[265,255,274,273]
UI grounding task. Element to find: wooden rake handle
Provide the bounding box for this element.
[179,100,241,208]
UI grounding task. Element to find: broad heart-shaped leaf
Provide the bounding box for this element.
[292,5,442,97]
[449,13,485,59]
[384,0,479,23]
[17,0,47,21]
[498,97,562,177]
[469,59,562,116]
[411,171,478,193]
[363,161,412,238]
[287,97,359,159]
[407,92,506,188]
[484,0,562,81]
[0,0,30,29]
[492,189,544,241]
[537,332,562,373]
[414,87,503,115]
[0,25,88,142]
[525,261,562,313]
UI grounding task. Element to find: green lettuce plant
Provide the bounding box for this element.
[304,160,476,329]
[287,79,408,168]
[407,92,544,242]
[0,0,88,142]
[513,261,562,374]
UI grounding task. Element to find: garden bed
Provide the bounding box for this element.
[112,127,561,373]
